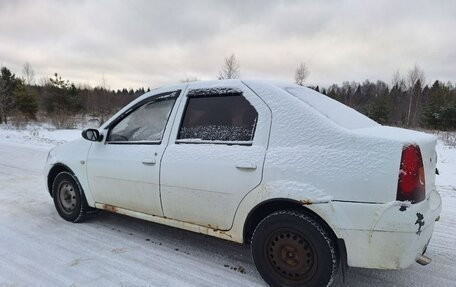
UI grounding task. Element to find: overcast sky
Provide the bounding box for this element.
[0,0,455,90]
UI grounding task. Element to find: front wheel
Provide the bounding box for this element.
[52,171,89,223]
[251,210,339,287]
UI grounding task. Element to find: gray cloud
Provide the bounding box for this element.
[0,0,454,89]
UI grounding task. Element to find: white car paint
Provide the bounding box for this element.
[45,79,441,271]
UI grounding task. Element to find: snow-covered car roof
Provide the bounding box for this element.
[102,79,378,131]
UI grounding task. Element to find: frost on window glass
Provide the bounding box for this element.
[108,96,177,142]
[178,94,258,142]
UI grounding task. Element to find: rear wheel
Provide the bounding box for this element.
[52,172,88,223]
[251,210,338,287]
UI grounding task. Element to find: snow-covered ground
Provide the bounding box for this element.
[0,125,455,286]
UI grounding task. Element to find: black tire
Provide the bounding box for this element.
[251,210,338,287]
[52,171,89,223]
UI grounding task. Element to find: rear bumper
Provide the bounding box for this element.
[336,189,441,269]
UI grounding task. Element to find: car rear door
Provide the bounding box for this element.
[160,82,271,230]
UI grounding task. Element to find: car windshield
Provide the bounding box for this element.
[285,86,379,129]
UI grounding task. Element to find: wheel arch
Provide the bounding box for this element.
[243,198,340,244]
[47,163,75,196]
[243,198,347,270]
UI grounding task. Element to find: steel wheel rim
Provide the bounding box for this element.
[58,181,77,214]
[266,229,318,282]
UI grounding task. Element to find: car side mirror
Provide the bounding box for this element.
[81,129,103,142]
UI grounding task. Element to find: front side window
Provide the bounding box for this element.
[107,93,178,143]
[177,93,258,143]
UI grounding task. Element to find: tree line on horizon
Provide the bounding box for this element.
[314,68,456,130]
[0,64,148,128]
[220,55,456,130]
[0,57,455,130]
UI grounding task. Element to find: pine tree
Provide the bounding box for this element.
[14,82,38,120]
[369,95,391,124]
[43,73,82,128]
[0,67,18,124]
[422,81,456,130]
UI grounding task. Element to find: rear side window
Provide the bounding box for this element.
[177,94,258,143]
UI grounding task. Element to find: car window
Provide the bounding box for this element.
[177,94,258,143]
[107,94,177,143]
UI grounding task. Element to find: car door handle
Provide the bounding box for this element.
[142,158,156,165]
[236,161,257,170]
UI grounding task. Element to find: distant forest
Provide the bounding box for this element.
[0,62,455,130]
[312,77,456,130]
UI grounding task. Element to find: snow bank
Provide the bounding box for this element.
[0,124,81,149]
[436,140,456,189]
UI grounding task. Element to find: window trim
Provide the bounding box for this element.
[105,90,181,145]
[175,139,253,146]
[175,92,258,146]
[186,87,243,97]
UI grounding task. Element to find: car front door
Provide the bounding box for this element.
[86,88,183,216]
[160,82,271,230]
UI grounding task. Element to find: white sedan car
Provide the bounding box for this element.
[45,80,442,287]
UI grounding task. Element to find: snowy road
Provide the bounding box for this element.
[0,129,455,286]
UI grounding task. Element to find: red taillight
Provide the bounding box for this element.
[397,145,425,203]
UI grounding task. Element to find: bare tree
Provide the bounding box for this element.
[218,54,240,79]
[181,76,200,83]
[294,62,309,86]
[39,76,49,87]
[22,62,35,85]
[407,65,426,89]
[406,65,426,126]
[391,70,406,91]
[91,75,113,124]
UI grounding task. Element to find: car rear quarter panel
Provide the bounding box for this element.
[230,82,441,269]
[229,82,402,243]
[244,81,402,204]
